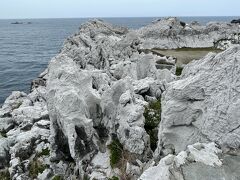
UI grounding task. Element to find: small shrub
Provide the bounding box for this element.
[144,99,161,151]
[108,139,123,168]
[0,169,10,180]
[29,159,48,179]
[176,66,183,76]
[52,175,63,180]
[0,130,7,138]
[109,176,119,180]
[37,148,50,157]
[83,174,90,180]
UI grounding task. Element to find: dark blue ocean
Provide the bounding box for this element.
[0,17,239,104]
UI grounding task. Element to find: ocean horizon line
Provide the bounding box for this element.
[0,15,239,20]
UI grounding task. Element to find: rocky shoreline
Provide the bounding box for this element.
[0,17,240,180]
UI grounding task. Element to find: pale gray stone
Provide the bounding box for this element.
[157,46,240,155]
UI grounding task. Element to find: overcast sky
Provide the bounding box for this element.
[0,0,239,19]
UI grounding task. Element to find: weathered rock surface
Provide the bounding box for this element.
[140,142,240,180]
[137,17,240,50]
[156,46,240,156]
[0,75,50,179]
[0,18,240,179]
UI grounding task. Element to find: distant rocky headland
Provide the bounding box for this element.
[0,17,240,180]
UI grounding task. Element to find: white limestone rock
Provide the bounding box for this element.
[88,151,113,179]
[47,55,100,161]
[126,162,141,178]
[136,17,240,49]
[140,142,240,180]
[0,117,14,132]
[0,91,32,118]
[37,169,52,180]
[9,125,50,159]
[139,155,174,180]
[101,79,149,155]
[1,18,240,180]
[157,46,240,155]
[187,142,222,166]
[11,101,48,125]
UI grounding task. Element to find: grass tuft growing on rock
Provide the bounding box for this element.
[52,175,64,180]
[108,139,123,168]
[0,169,10,180]
[108,138,135,179]
[176,66,183,76]
[0,130,7,138]
[37,148,50,157]
[109,176,119,180]
[29,159,48,179]
[144,99,161,151]
[83,174,90,180]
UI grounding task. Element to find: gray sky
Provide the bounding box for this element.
[0,0,239,19]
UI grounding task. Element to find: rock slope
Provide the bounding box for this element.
[0,18,240,180]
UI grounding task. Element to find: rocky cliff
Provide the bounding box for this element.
[0,18,240,180]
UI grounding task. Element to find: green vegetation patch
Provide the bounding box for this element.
[37,148,50,157]
[144,99,161,151]
[52,175,64,180]
[0,169,10,180]
[83,174,90,180]
[109,176,119,180]
[29,159,48,179]
[0,130,7,138]
[108,139,123,168]
[176,66,184,76]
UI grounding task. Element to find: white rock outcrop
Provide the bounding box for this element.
[157,46,240,155]
[137,17,240,49]
[0,18,240,180]
[140,142,240,180]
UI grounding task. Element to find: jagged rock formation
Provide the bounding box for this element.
[140,142,240,180]
[0,18,240,180]
[156,46,240,155]
[137,17,240,50]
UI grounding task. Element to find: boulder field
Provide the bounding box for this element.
[0,18,240,180]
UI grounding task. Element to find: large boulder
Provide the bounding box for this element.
[47,55,101,162]
[156,46,240,155]
[101,78,150,155]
